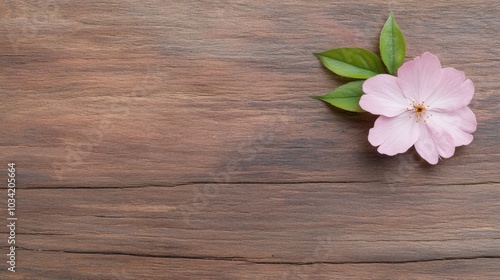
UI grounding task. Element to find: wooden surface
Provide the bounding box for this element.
[1,0,499,279]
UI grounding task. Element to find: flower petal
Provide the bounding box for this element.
[360,74,408,117]
[426,67,474,112]
[415,121,456,164]
[427,123,456,158]
[428,106,477,146]
[368,111,420,156]
[414,126,439,164]
[397,52,443,102]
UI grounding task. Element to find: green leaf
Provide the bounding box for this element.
[380,12,406,75]
[314,48,386,79]
[311,80,366,112]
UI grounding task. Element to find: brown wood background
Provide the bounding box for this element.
[1,0,499,279]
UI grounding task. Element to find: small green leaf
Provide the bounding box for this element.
[314,48,386,79]
[311,80,366,112]
[380,12,406,75]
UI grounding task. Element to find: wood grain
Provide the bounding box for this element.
[0,0,499,279]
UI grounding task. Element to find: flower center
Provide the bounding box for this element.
[407,100,431,123]
[414,105,425,113]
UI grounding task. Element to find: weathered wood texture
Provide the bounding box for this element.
[0,0,499,279]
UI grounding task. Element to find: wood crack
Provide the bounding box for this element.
[19,180,500,190]
[16,247,500,265]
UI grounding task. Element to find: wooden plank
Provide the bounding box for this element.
[1,183,500,278]
[0,0,498,188]
[14,184,500,260]
[0,0,499,278]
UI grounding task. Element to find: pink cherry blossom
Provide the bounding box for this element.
[359,52,477,164]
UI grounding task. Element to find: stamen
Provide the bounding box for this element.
[407,100,431,123]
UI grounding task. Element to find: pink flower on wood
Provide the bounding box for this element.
[359,52,477,164]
